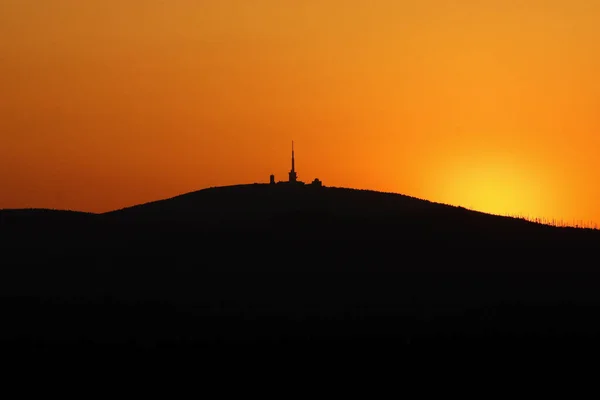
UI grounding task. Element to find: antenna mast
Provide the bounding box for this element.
[289,140,297,183]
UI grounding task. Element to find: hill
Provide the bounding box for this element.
[98,184,598,264]
[1,184,600,353]
[0,208,95,225]
[104,183,536,227]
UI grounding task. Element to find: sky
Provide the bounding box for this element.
[1,0,599,225]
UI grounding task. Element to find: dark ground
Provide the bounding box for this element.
[2,184,600,358]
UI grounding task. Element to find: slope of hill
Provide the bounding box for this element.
[102,183,525,227]
[3,183,599,271]
[0,208,96,225]
[1,184,600,352]
[97,183,598,254]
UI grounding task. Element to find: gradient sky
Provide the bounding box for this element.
[1,0,599,225]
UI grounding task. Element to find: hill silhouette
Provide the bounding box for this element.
[1,184,600,354]
[98,184,598,268]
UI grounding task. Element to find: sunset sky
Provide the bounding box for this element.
[1,0,599,225]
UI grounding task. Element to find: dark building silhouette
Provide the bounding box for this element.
[269,141,323,187]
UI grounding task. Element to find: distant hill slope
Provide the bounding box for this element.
[103,183,517,225]
[2,184,600,351]
[3,184,599,247]
[100,183,578,235]
[0,208,96,226]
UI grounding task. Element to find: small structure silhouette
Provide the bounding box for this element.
[270,174,275,185]
[311,178,322,187]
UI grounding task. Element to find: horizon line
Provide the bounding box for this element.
[1,182,597,230]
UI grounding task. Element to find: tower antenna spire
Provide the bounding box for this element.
[289,140,297,183]
[292,140,295,172]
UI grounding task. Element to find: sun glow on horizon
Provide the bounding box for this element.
[419,143,567,224]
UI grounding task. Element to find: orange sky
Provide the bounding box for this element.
[1,0,599,225]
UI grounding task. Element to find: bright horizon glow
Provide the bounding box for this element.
[1,1,599,227]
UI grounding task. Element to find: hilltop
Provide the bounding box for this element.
[103,183,518,227]
[99,183,600,244]
[1,183,592,237]
[1,183,600,352]
[3,182,599,271]
[2,183,599,267]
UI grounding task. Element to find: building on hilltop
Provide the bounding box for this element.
[269,141,324,187]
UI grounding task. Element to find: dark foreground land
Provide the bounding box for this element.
[2,184,600,356]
